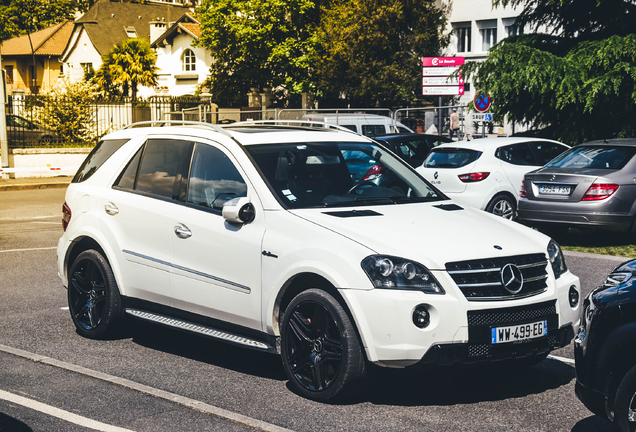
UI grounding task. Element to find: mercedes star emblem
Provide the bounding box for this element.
[501,263,524,294]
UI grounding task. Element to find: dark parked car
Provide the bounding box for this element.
[373,133,452,168]
[518,139,636,235]
[575,259,636,432]
[6,114,58,146]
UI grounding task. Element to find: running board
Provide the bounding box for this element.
[125,309,276,353]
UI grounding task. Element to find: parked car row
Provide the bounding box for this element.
[5,114,59,146]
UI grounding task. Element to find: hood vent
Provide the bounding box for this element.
[434,203,463,211]
[322,209,382,218]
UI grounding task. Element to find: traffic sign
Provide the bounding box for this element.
[423,75,463,86]
[423,66,460,76]
[422,86,465,96]
[422,57,465,67]
[474,91,492,112]
[470,113,493,122]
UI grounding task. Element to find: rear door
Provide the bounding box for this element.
[495,142,542,197]
[416,147,482,193]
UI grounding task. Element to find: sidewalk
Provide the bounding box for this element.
[0,176,73,192]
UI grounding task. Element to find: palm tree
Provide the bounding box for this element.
[95,38,158,100]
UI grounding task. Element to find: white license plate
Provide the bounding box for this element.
[539,185,571,195]
[491,320,548,344]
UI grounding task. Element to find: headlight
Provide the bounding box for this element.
[361,255,444,294]
[547,239,567,279]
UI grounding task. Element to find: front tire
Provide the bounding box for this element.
[68,250,123,339]
[281,289,367,402]
[614,364,636,432]
[485,195,516,220]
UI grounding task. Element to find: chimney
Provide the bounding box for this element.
[149,18,167,44]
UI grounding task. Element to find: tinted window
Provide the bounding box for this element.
[341,125,357,133]
[546,146,636,170]
[424,148,482,168]
[527,142,568,165]
[72,139,130,183]
[187,143,247,210]
[495,143,537,166]
[114,147,143,190]
[361,125,386,137]
[126,139,194,199]
[246,142,444,209]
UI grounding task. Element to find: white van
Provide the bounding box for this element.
[301,113,414,136]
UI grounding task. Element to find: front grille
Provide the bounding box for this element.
[446,253,549,300]
[467,301,556,326]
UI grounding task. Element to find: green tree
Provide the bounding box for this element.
[314,0,448,107]
[94,38,158,100]
[196,0,321,106]
[462,0,636,144]
[35,79,97,144]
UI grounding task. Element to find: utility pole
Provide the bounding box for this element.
[0,49,9,170]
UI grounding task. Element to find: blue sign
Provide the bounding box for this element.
[484,113,493,121]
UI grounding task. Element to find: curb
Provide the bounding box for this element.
[0,182,71,192]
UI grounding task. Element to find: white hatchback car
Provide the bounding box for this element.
[58,122,580,402]
[416,138,570,220]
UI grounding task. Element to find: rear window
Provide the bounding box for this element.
[72,139,130,183]
[545,146,636,170]
[423,148,482,169]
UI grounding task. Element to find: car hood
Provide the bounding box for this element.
[290,202,549,270]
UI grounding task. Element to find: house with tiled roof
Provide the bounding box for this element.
[61,0,190,97]
[1,20,75,94]
[151,13,211,96]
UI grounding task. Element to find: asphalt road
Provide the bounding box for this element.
[0,187,628,432]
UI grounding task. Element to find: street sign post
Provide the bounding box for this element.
[423,86,465,96]
[470,113,493,122]
[473,91,492,112]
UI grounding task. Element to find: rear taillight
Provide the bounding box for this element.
[520,181,527,198]
[363,165,387,181]
[62,202,72,231]
[458,172,490,182]
[581,183,619,201]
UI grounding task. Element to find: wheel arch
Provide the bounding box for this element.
[64,235,122,293]
[486,190,517,209]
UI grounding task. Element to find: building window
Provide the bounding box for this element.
[124,26,137,38]
[503,17,523,37]
[4,66,13,84]
[477,20,497,52]
[182,49,196,72]
[453,23,471,53]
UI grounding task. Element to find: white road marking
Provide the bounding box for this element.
[60,307,69,310]
[548,354,575,365]
[0,247,57,253]
[0,344,295,432]
[0,389,136,432]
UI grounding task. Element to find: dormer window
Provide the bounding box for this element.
[182,49,196,72]
[124,26,137,38]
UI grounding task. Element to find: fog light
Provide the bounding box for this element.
[569,285,579,307]
[413,305,430,329]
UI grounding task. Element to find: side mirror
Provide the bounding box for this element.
[222,197,255,224]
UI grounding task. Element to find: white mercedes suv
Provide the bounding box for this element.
[57,121,581,402]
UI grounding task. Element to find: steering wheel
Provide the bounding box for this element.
[347,180,378,194]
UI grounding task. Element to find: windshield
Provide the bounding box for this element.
[545,146,636,170]
[246,141,445,209]
[423,148,482,168]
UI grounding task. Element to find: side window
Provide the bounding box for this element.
[496,143,537,166]
[361,125,386,137]
[114,139,194,200]
[341,125,358,133]
[528,142,568,165]
[187,143,247,211]
[73,139,131,183]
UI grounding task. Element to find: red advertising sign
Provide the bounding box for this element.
[422,57,465,67]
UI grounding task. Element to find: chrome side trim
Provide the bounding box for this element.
[122,250,251,294]
[125,309,271,350]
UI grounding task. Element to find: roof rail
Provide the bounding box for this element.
[226,119,358,134]
[122,120,232,137]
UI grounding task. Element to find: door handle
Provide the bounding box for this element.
[104,202,119,215]
[174,223,192,239]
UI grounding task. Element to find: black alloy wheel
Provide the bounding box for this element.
[281,289,367,402]
[68,250,122,339]
[614,364,636,432]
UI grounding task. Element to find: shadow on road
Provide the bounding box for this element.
[0,413,33,432]
[571,415,613,431]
